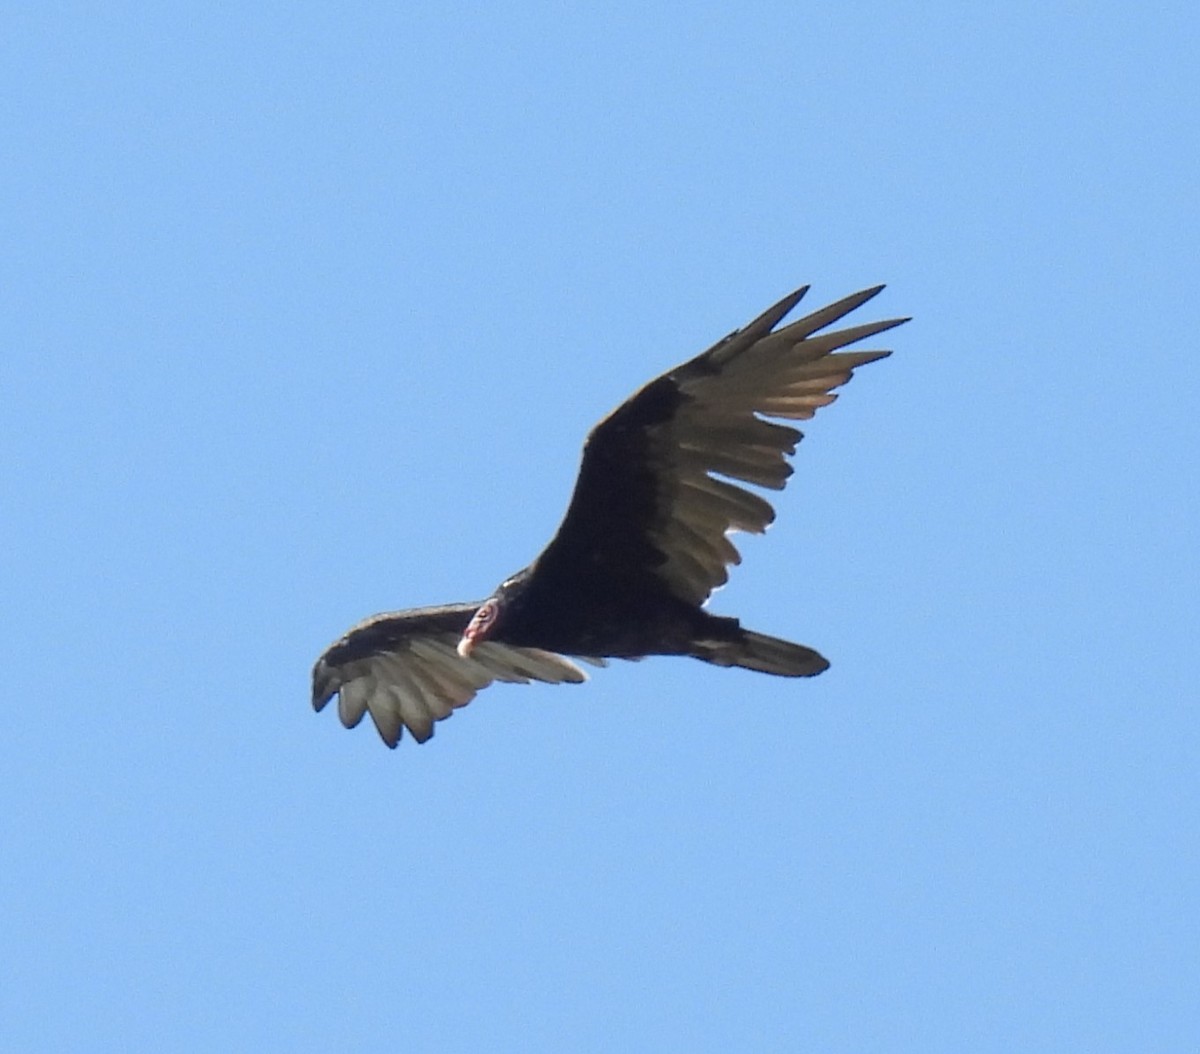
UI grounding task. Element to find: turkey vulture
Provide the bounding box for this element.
[313,284,906,747]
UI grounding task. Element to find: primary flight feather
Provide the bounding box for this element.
[313,284,907,747]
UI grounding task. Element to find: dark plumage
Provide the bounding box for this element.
[313,284,907,746]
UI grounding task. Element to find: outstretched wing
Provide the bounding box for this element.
[530,286,908,605]
[312,603,589,747]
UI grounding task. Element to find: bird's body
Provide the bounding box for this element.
[474,566,746,660]
[313,284,907,747]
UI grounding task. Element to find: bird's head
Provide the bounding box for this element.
[457,596,501,657]
[456,575,527,658]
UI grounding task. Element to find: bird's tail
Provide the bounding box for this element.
[693,628,830,677]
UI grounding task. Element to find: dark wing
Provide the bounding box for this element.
[312,603,589,746]
[529,286,908,605]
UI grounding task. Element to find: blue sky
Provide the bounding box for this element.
[3,3,1198,1051]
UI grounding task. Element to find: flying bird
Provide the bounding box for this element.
[313,284,906,747]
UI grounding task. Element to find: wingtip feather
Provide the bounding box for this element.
[311,659,337,712]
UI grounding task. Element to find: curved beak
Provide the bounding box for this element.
[456,634,475,659]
